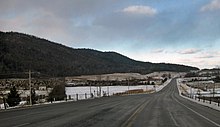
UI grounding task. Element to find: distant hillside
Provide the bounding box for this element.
[0,31,199,77]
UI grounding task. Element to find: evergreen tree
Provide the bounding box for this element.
[162,78,168,83]
[48,83,66,102]
[151,82,155,85]
[214,76,220,83]
[6,86,21,107]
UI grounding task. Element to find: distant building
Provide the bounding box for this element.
[39,86,47,91]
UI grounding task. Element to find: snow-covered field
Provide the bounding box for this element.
[65,79,172,100]
[65,85,152,100]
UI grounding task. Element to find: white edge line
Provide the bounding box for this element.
[176,79,220,111]
[175,79,220,127]
[12,123,30,127]
[173,97,220,127]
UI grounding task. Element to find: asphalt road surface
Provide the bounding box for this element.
[0,79,220,127]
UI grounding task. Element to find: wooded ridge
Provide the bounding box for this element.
[0,31,199,78]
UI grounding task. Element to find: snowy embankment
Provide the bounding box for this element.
[156,79,172,92]
[176,78,220,111]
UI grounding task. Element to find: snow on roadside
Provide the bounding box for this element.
[176,78,220,111]
[155,79,172,92]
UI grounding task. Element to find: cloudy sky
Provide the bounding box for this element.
[1,0,220,69]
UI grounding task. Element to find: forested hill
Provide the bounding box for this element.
[0,31,199,77]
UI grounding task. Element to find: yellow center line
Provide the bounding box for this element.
[121,99,151,127]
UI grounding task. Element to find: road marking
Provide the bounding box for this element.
[169,112,179,127]
[12,123,30,127]
[121,100,150,127]
[173,96,220,127]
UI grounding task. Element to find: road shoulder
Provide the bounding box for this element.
[176,78,220,111]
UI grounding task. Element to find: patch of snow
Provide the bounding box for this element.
[177,78,220,111]
[0,103,9,109]
[65,78,172,100]
[65,85,153,100]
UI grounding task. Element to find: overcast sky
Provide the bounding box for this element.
[1,0,220,69]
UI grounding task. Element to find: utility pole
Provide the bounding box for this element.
[90,82,92,97]
[96,86,98,97]
[190,85,192,98]
[128,78,130,91]
[107,86,109,96]
[127,77,130,94]
[29,70,32,105]
[106,76,109,96]
[146,78,148,91]
[197,81,200,100]
[99,85,101,97]
[98,75,102,97]
[213,83,215,98]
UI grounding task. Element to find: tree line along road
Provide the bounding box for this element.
[0,78,220,127]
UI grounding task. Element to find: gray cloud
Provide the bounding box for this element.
[197,55,215,58]
[176,48,202,54]
[151,49,164,53]
[0,0,115,17]
[196,51,220,58]
[1,0,220,52]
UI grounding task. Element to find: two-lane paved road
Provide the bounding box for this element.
[0,79,220,127]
